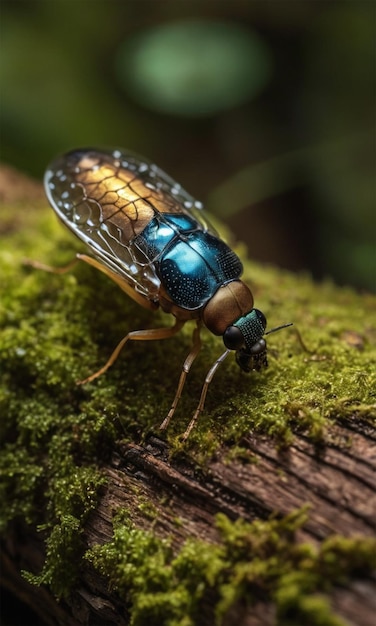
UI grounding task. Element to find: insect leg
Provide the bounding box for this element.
[23,257,80,274]
[181,349,230,441]
[78,318,185,384]
[159,320,202,431]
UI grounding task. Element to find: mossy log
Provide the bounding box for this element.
[0,166,375,626]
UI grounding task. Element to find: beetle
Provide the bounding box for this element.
[42,147,291,439]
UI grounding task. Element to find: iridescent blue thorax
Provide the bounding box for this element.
[135,214,243,310]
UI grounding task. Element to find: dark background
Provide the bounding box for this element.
[1,0,375,291]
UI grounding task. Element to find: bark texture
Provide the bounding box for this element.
[1,422,375,626]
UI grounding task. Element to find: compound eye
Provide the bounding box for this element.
[249,338,267,354]
[223,325,244,350]
[254,309,267,331]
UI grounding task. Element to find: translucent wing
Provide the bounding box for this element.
[44,147,216,301]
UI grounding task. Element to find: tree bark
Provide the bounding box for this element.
[1,422,375,626]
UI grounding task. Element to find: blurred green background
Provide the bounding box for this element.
[1,0,375,291]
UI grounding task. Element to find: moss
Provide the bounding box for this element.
[86,507,376,626]
[23,514,84,597]
[1,199,375,616]
[138,498,159,522]
[2,203,375,454]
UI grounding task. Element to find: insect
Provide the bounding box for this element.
[42,147,292,439]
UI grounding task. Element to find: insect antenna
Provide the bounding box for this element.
[264,322,293,336]
[265,323,312,354]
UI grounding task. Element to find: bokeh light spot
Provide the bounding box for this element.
[115,20,272,117]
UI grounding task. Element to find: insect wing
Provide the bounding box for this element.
[44,148,214,301]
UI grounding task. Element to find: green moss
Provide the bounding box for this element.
[2,204,375,454]
[138,498,159,522]
[0,446,44,529]
[1,200,375,616]
[23,514,84,597]
[86,507,376,626]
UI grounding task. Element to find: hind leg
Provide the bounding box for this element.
[159,321,202,431]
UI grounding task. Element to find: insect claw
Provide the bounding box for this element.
[181,410,201,441]
[159,413,172,431]
[76,376,94,386]
[76,376,91,386]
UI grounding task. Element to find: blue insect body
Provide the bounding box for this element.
[43,147,288,438]
[135,214,243,310]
